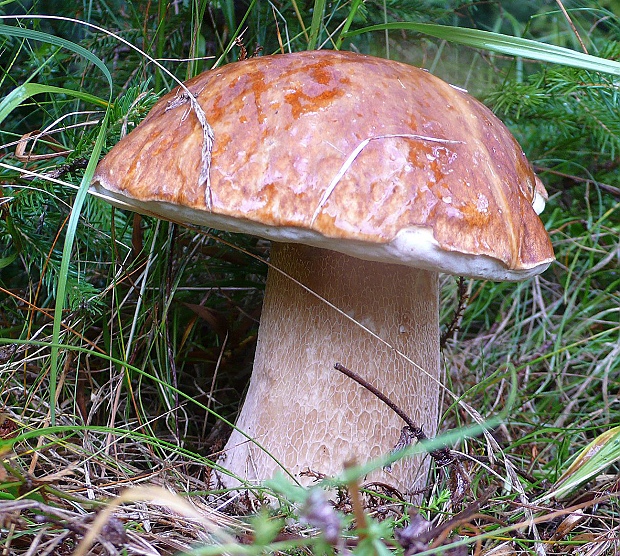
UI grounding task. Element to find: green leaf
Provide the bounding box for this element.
[0,252,17,269]
[251,511,284,546]
[344,22,620,76]
[0,83,108,126]
[264,473,309,503]
[540,426,620,501]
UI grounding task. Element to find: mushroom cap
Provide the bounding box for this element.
[92,50,554,280]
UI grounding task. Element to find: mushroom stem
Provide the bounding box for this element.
[220,242,440,495]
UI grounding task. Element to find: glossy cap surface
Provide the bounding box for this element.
[92,50,554,280]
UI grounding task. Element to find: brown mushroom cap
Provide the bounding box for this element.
[92,50,554,280]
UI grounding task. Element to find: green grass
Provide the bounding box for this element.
[1,0,619,554]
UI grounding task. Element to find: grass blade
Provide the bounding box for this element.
[0,83,108,126]
[0,20,114,425]
[335,0,363,50]
[307,0,326,51]
[0,23,112,84]
[344,22,620,76]
[47,111,110,425]
[540,426,620,502]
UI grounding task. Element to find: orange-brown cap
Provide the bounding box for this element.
[92,50,554,280]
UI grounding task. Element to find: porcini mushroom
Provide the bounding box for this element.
[92,50,554,495]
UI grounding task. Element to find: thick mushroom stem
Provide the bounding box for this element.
[220,242,441,495]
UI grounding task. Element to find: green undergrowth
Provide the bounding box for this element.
[1,0,619,554]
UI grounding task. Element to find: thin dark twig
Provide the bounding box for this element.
[555,0,588,54]
[534,165,620,198]
[46,158,89,179]
[334,363,415,430]
[334,363,454,466]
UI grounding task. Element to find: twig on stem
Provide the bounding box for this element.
[333,362,454,466]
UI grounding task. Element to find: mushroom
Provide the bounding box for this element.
[91,50,554,495]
